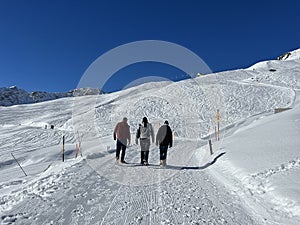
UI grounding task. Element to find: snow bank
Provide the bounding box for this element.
[208,96,300,224]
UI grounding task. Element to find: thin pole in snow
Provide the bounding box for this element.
[62,135,65,162]
[11,153,27,176]
[75,143,79,158]
[215,126,217,141]
[208,140,213,155]
[216,109,221,141]
[217,122,220,141]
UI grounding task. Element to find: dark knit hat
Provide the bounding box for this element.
[164,120,169,125]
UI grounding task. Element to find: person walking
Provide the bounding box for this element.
[135,117,154,165]
[156,120,173,167]
[113,117,131,163]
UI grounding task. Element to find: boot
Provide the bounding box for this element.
[163,159,167,167]
[160,160,163,166]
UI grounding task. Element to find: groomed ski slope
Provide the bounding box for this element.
[207,91,300,225]
[0,49,300,224]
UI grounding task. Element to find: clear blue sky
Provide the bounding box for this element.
[0,0,299,93]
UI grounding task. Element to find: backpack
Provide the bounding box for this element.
[140,124,151,139]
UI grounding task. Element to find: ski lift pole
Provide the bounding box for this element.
[11,153,27,176]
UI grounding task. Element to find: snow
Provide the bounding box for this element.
[277,48,300,61]
[206,93,300,224]
[0,49,300,224]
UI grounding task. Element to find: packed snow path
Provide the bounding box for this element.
[1,132,259,224]
[1,156,258,225]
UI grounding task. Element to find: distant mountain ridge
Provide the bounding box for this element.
[0,86,102,106]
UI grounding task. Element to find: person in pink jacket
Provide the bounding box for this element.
[113,117,131,163]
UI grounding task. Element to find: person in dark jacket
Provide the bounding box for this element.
[136,117,154,165]
[156,120,173,166]
[113,117,131,163]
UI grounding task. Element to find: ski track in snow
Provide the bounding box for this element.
[0,159,257,225]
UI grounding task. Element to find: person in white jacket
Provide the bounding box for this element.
[135,117,154,165]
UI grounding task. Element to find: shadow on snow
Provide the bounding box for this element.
[120,152,226,170]
[158,152,226,170]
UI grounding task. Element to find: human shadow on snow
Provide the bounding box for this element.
[86,152,106,159]
[86,148,116,160]
[160,152,226,171]
[106,149,116,154]
[118,152,226,170]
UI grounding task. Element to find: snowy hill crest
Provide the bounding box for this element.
[277,48,300,61]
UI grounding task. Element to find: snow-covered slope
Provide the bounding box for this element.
[0,86,102,106]
[0,49,300,224]
[207,93,300,224]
